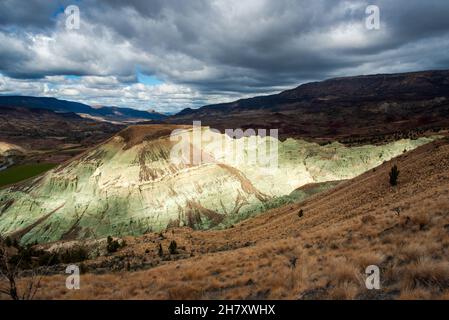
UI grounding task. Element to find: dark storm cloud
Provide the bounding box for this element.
[0,0,72,29]
[0,0,449,111]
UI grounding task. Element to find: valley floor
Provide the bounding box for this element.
[3,136,449,300]
[0,163,57,188]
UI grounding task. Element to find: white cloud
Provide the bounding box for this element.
[0,0,449,112]
[0,73,228,112]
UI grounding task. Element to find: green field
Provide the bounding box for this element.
[0,163,56,188]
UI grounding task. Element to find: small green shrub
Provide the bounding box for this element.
[4,236,12,247]
[79,263,88,274]
[106,236,121,253]
[389,165,399,186]
[60,246,89,264]
[168,240,177,254]
[158,243,163,257]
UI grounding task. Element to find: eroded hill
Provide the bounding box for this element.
[0,125,435,244]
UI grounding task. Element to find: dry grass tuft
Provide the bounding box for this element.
[329,258,361,286]
[399,243,427,262]
[353,252,384,270]
[167,285,203,299]
[398,288,432,300]
[401,258,449,290]
[327,282,359,300]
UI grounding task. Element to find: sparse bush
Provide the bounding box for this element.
[402,259,449,290]
[0,237,46,300]
[4,237,12,247]
[328,282,359,300]
[410,213,431,231]
[106,236,121,253]
[389,165,399,186]
[60,246,89,264]
[158,243,163,257]
[37,251,60,266]
[79,262,88,274]
[9,244,35,269]
[361,214,375,224]
[169,240,178,255]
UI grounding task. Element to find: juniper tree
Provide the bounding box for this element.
[389,165,399,186]
[168,240,177,255]
[158,243,163,257]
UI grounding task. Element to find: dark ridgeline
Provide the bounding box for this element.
[168,69,449,142]
[0,96,167,122]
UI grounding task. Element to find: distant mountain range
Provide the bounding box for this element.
[1,69,449,142]
[176,69,449,115]
[168,69,449,142]
[0,96,167,122]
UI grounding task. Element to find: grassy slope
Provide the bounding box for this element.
[0,163,56,188]
[23,136,449,300]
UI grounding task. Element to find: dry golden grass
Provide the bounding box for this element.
[2,137,449,300]
[401,258,449,291]
[398,288,433,300]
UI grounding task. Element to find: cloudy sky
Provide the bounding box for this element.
[1,0,449,113]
